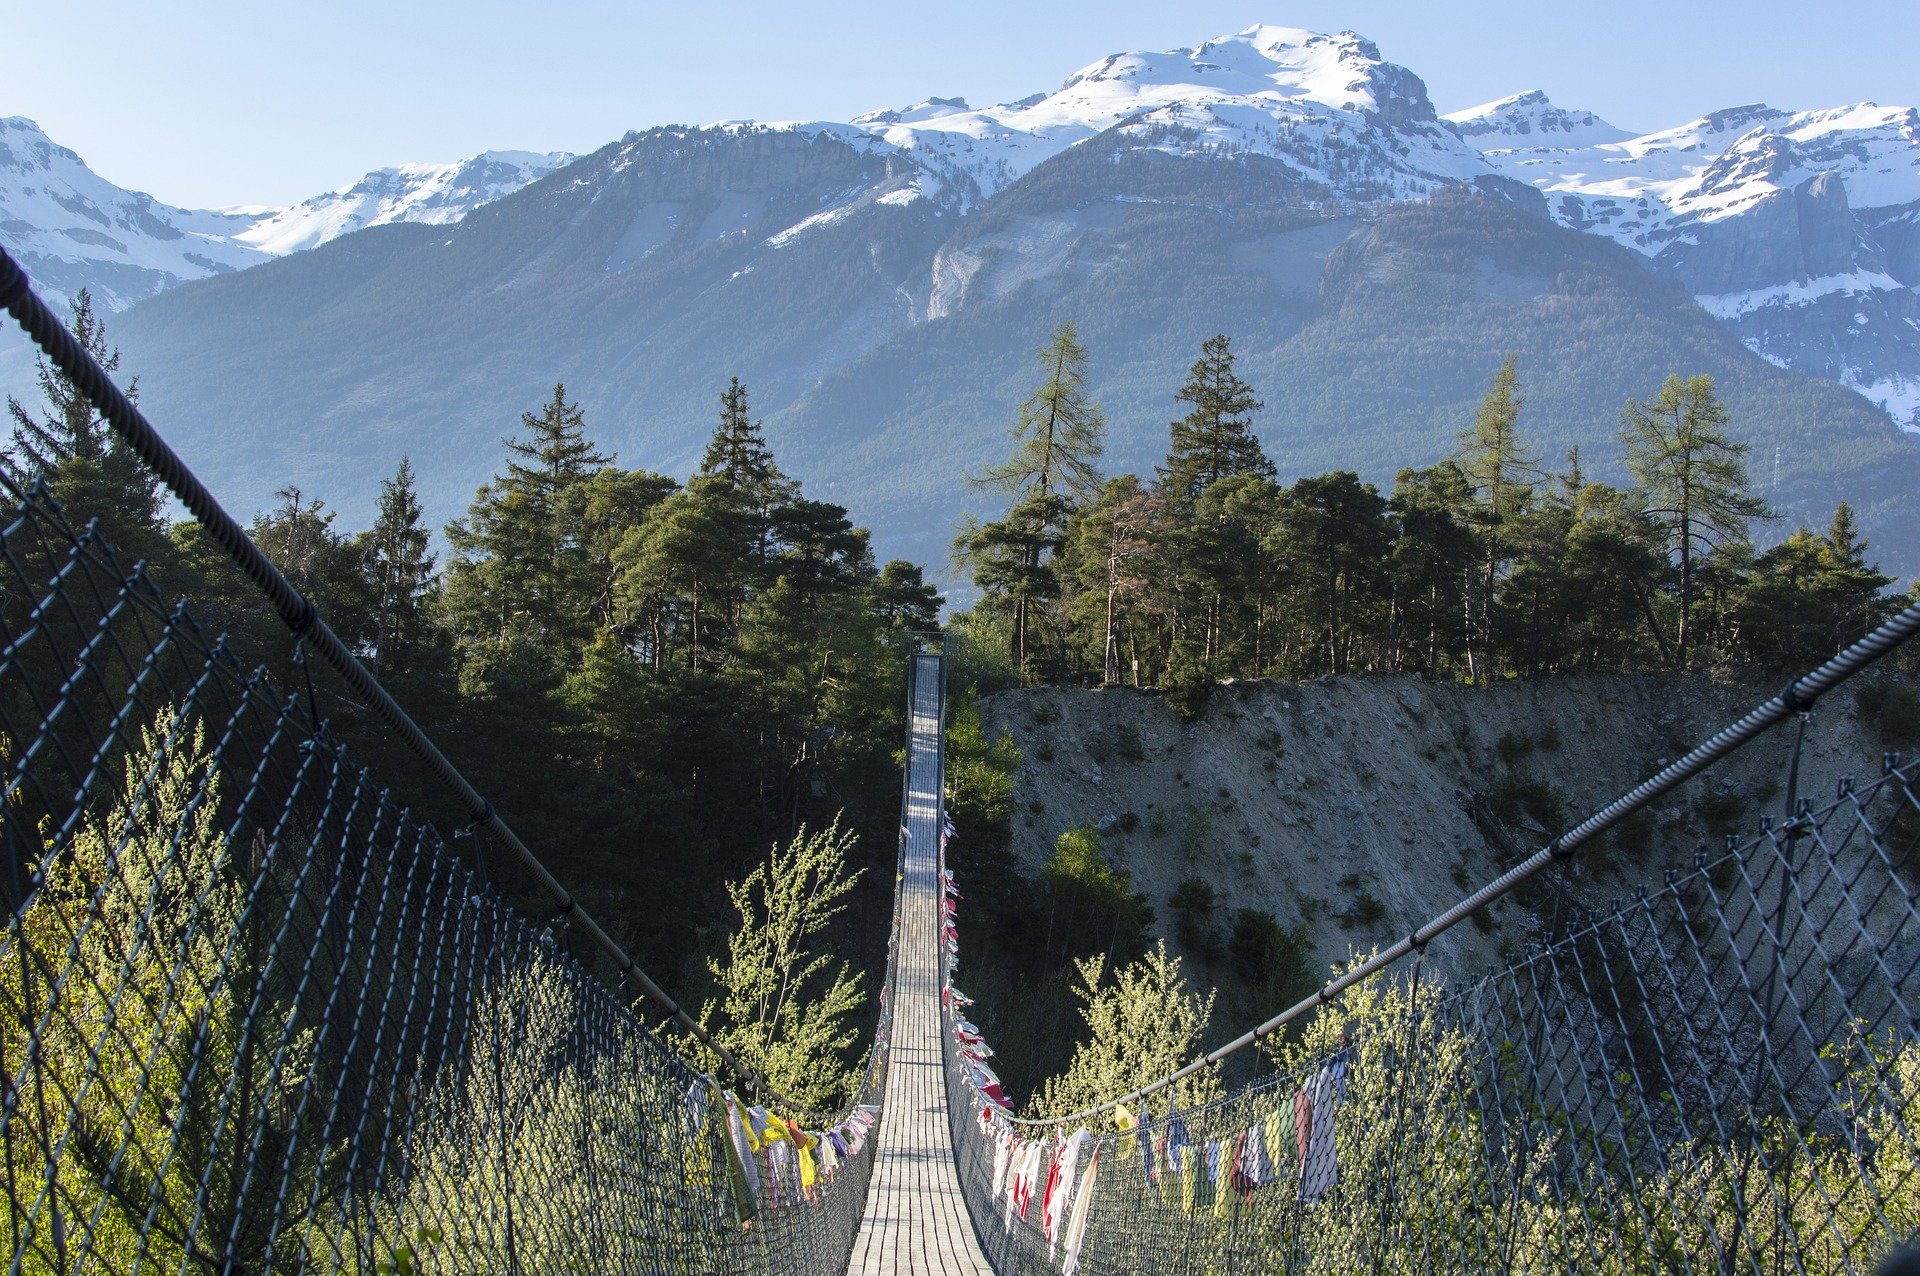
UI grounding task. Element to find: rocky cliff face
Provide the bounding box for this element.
[977,671,1906,990]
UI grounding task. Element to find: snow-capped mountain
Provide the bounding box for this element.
[843,26,1486,209]
[8,24,1920,437]
[235,150,572,254]
[0,116,566,309]
[0,115,269,311]
[1450,94,1920,429]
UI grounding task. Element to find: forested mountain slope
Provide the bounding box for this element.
[109,130,1920,576]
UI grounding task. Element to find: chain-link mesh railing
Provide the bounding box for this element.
[0,447,887,1269]
[943,654,1920,1272]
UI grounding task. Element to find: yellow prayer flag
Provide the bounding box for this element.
[1110,1103,1138,1160]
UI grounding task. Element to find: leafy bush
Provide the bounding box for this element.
[1490,774,1567,833]
[1227,908,1316,1009]
[1496,730,1535,766]
[1178,802,1216,860]
[1341,888,1388,930]
[1170,875,1221,955]
[1117,723,1146,762]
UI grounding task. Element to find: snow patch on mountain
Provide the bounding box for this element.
[0,115,268,310]
[1858,374,1920,432]
[0,116,570,310]
[1458,91,1920,433]
[234,150,572,254]
[848,25,1486,206]
[1444,90,1632,147]
[1694,269,1909,319]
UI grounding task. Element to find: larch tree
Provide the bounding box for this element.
[964,322,1106,676]
[1454,355,1539,680]
[977,321,1106,502]
[1620,373,1770,667]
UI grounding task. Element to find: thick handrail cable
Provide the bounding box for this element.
[1007,598,1920,1127]
[0,245,802,1109]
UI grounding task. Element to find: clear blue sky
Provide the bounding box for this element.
[10,0,1916,209]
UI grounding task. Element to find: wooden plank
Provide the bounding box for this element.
[845,655,995,1275]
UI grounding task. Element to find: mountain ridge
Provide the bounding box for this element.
[7,24,1919,581]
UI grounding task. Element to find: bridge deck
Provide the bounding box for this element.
[845,653,993,1276]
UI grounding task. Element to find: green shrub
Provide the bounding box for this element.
[1877,685,1920,749]
[1340,888,1388,929]
[1490,773,1567,833]
[1178,803,1216,860]
[1698,789,1747,837]
[1227,909,1316,1008]
[1116,723,1146,762]
[1170,875,1221,955]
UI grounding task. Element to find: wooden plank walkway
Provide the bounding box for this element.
[845,653,995,1275]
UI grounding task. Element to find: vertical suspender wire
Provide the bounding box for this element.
[1372,946,1424,1274]
[1747,708,1813,1275]
[1496,846,1573,1269]
[471,833,522,1276]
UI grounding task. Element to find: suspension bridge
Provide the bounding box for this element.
[1,243,1918,1274]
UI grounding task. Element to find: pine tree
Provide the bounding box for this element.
[953,488,1070,677]
[1270,472,1392,676]
[1160,333,1271,508]
[1388,463,1478,676]
[696,376,796,571]
[445,384,609,649]
[1620,373,1770,667]
[4,289,166,564]
[870,561,944,633]
[358,457,436,671]
[1454,355,1538,679]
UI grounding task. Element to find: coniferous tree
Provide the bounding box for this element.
[976,322,1106,503]
[252,487,377,650]
[1160,333,1272,509]
[613,478,735,671]
[4,289,166,565]
[1454,355,1538,679]
[697,376,796,574]
[1620,373,1770,667]
[1063,476,1160,685]
[445,384,609,649]
[358,457,436,672]
[870,561,944,633]
[1388,463,1477,676]
[1270,472,1391,676]
[964,322,1107,675]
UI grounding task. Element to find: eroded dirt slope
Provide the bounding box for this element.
[979,670,1908,985]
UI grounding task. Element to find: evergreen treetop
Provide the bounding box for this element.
[1161,333,1271,506]
[698,376,792,508]
[976,321,1106,502]
[504,383,609,502]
